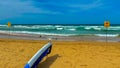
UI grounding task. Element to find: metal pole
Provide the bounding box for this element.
[106,27,108,43]
[9,27,10,37]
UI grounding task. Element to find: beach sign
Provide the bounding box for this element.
[104,21,110,42]
[24,42,52,68]
[104,21,110,28]
[7,22,11,27]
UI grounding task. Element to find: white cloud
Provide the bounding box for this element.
[31,0,104,13]
[69,0,103,10]
[0,0,60,20]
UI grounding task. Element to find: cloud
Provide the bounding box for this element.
[26,1,77,14]
[0,0,109,20]
[69,0,103,10]
[0,0,61,20]
[28,0,105,14]
[30,1,70,13]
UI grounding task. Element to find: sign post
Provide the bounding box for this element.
[7,22,11,27]
[7,22,11,36]
[104,21,110,42]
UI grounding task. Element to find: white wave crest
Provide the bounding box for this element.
[84,27,91,30]
[93,27,101,30]
[67,29,76,31]
[6,31,77,36]
[0,25,7,27]
[95,34,119,37]
[13,25,31,29]
[56,27,63,30]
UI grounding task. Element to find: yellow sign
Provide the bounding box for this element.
[104,21,110,28]
[7,22,11,27]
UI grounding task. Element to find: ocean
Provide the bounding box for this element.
[0,24,120,37]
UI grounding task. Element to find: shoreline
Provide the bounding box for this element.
[0,32,120,42]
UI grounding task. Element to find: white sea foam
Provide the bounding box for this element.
[93,27,101,30]
[67,29,76,31]
[0,25,120,37]
[12,25,120,31]
[55,25,62,28]
[84,26,103,30]
[95,34,119,37]
[56,27,63,30]
[31,26,55,29]
[0,25,7,27]
[84,27,91,30]
[13,25,56,29]
[109,26,120,29]
[107,27,120,30]
[10,31,77,36]
[0,30,9,33]
[13,25,31,29]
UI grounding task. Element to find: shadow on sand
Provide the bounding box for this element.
[37,54,60,68]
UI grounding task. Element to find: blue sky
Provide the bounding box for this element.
[0,0,120,24]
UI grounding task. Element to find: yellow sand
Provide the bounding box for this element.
[0,39,120,68]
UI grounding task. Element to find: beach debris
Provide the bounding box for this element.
[48,38,52,42]
[39,35,42,38]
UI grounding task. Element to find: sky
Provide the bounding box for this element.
[0,0,120,24]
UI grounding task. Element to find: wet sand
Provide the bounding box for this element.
[0,33,120,42]
[0,38,120,68]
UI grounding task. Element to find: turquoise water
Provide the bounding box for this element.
[0,24,120,37]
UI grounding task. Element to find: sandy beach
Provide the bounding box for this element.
[0,36,120,68]
[0,0,120,67]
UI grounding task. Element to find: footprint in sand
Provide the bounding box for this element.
[19,49,25,52]
[80,64,88,68]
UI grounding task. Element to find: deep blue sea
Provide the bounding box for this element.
[0,24,120,37]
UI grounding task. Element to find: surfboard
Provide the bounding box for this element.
[24,42,52,68]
